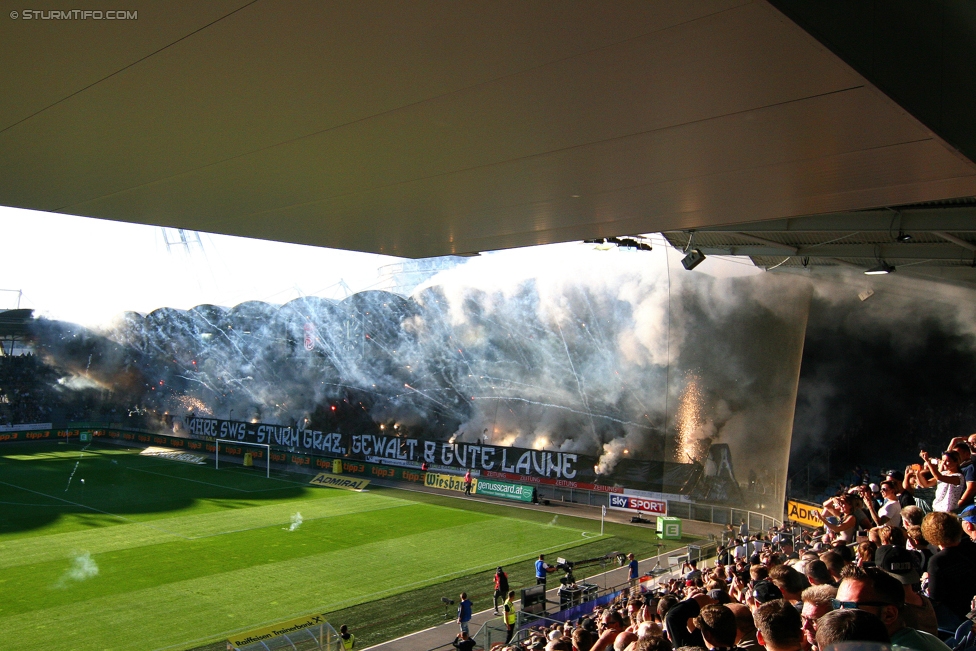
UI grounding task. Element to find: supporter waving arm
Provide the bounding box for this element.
[921,451,961,486]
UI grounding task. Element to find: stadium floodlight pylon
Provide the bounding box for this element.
[215,440,271,478]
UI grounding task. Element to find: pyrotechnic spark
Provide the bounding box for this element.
[177,395,212,415]
[470,396,654,430]
[674,374,704,463]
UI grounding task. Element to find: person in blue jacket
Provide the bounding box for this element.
[457,592,472,635]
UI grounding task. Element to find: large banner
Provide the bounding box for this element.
[185,416,585,481]
[0,422,53,432]
[786,499,824,528]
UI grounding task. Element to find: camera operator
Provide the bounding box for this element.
[536,554,555,586]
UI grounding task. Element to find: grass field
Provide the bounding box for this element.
[0,442,691,651]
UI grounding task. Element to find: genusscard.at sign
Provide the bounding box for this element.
[185,416,582,479]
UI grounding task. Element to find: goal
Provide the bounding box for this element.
[215,440,271,478]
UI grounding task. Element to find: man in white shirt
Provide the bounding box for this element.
[733,539,747,561]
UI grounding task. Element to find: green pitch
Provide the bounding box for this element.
[0,443,655,651]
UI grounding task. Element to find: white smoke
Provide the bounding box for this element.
[284,512,303,532]
[38,239,813,514]
[55,552,99,588]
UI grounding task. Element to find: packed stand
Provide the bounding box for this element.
[491,434,976,651]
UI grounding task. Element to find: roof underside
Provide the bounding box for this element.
[1,1,975,259]
[662,198,976,284]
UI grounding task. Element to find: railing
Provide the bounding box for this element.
[440,542,721,651]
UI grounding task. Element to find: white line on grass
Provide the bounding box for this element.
[0,479,193,540]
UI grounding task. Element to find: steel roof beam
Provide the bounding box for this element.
[729,232,799,254]
[667,207,976,233]
[695,243,976,260]
[934,231,976,252]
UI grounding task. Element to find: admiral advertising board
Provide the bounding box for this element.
[309,473,370,491]
[608,492,668,516]
[786,499,824,529]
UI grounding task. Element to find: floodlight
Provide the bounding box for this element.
[864,261,895,275]
[681,249,706,270]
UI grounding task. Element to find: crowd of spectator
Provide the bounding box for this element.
[491,434,976,651]
[0,353,130,426]
[0,353,57,425]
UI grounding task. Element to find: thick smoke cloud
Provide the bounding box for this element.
[23,245,811,512]
[789,271,976,488]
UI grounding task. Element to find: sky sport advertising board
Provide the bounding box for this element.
[608,493,667,515]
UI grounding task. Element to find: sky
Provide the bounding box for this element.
[0,206,403,326]
[0,205,760,328]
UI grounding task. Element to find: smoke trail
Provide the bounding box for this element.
[64,443,92,492]
[284,512,303,532]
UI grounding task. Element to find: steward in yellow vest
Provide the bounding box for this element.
[502,591,517,643]
[339,624,354,650]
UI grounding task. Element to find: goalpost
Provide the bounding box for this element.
[215,440,271,479]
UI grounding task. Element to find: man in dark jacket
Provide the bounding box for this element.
[493,566,509,614]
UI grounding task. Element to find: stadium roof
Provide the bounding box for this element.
[1,2,975,259]
[661,197,976,285]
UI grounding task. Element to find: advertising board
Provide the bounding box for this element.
[608,493,668,515]
[474,478,533,502]
[228,613,327,648]
[309,473,370,491]
[424,472,475,493]
[786,499,823,528]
